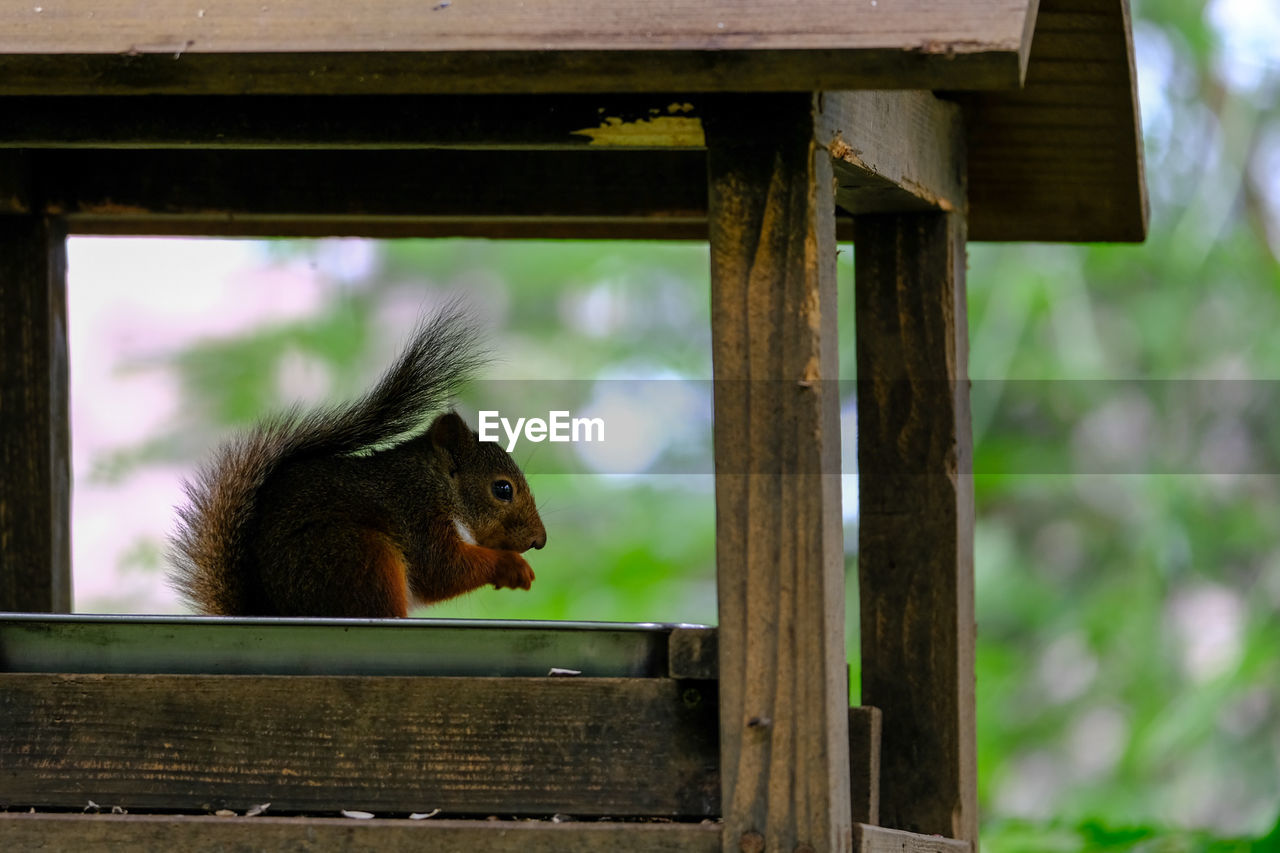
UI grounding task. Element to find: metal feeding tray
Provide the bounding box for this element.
[0,614,713,678]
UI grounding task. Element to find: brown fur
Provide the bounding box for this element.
[167,306,545,617]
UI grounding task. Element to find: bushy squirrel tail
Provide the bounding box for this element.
[167,303,486,615]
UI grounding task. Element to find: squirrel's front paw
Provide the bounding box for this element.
[491,551,535,591]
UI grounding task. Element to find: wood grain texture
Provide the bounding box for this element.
[0,215,71,613]
[0,814,722,853]
[0,0,1033,94]
[854,213,976,843]
[0,674,719,817]
[959,0,1147,241]
[848,706,882,826]
[854,823,972,853]
[818,91,965,216]
[707,96,850,853]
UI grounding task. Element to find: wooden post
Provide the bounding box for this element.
[0,214,71,612]
[708,96,851,853]
[854,213,977,844]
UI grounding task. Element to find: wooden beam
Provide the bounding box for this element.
[958,0,1147,241]
[854,213,977,842]
[0,814,722,852]
[818,92,966,216]
[11,148,860,241]
[0,95,708,150]
[708,96,850,853]
[0,213,71,613]
[33,149,707,221]
[25,148,708,237]
[66,217,726,241]
[2,91,952,224]
[0,674,720,816]
[848,706,883,826]
[2,93,964,221]
[0,0,1037,95]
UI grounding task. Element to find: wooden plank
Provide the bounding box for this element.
[668,627,718,680]
[707,96,850,853]
[855,824,972,853]
[0,814,722,853]
[959,0,1147,241]
[69,216,857,242]
[27,148,708,234]
[848,706,882,826]
[817,91,965,216]
[854,213,976,842]
[0,95,708,150]
[0,214,71,613]
[0,674,720,816]
[3,92,958,215]
[15,148,858,241]
[3,92,962,221]
[0,0,1035,95]
[67,217,723,241]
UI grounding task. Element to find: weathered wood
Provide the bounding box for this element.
[817,92,966,216]
[0,1,1147,243]
[0,95,708,150]
[0,814,723,853]
[30,149,707,223]
[708,96,850,852]
[0,214,71,613]
[959,0,1147,241]
[18,148,709,238]
[67,217,728,241]
[0,0,1036,95]
[854,213,976,842]
[9,148,859,241]
[854,824,972,853]
[0,674,720,816]
[668,627,718,680]
[1,92,962,223]
[848,706,882,826]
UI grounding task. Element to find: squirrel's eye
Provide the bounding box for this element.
[491,480,514,502]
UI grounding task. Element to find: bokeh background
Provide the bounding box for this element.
[65,0,1280,849]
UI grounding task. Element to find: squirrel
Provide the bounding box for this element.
[167,305,546,618]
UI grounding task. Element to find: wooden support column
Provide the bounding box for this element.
[0,213,71,612]
[854,213,976,844]
[708,96,850,853]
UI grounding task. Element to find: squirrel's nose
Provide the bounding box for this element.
[531,530,547,550]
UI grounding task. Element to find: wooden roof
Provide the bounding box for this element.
[0,0,1145,242]
[960,0,1147,241]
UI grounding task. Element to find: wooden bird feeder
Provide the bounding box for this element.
[0,1,1145,850]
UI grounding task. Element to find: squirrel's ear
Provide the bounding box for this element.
[428,411,476,453]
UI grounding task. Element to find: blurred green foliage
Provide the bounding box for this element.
[73,0,1280,849]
